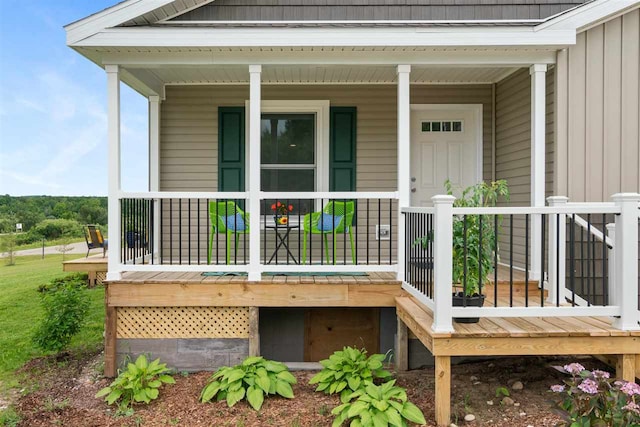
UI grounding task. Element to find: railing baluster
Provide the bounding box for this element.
[478,214,483,298]
[377,199,381,265]
[540,213,545,307]
[509,214,513,307]
[602,213,607,306]
[389,198,393,265]
[462,215,468,306]
[366,199,370,265]
[556,214,561,307]
[570,214,576,306]
[197,199,200,265]
[586,216,591,306]
[178,198,182,265]
[188,199,191,265]
[169,199,173,265]
[160,199,163,265]
[494,215,498,308]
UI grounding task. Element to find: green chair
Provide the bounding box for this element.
[207,201,250,264]
[302,200,355,264]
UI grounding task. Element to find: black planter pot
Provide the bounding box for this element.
[125,231,140,248]
[452,292,485,324]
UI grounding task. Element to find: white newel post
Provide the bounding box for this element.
[396,65,411,281]
[432,195,455,333]
[248,65,262,281]
[612,193,640,330]
[106,65,122,280]
[149,95,161,263]
[606,223,616,306]
[546,196,568,304]
[530,64,547,281]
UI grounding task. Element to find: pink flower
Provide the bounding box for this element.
[620,381,640,396]
[563,363,586,375]
[623,401,640,415]
[577,379,598,394]
[550,384,565,393]
[591,370,610,379]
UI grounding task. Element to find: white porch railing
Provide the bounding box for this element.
[401,193,640,333]
[110,191,399,277]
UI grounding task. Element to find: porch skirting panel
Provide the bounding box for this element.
[116,306,250,339]
[116,338,249,372]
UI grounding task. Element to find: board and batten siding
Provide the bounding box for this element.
[494,67,555,267]
[555,7,640,202]
[173,0,586,21]
[160,84,494,192]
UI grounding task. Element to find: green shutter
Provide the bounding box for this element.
[218,107,245,191]
[329,107,357,191]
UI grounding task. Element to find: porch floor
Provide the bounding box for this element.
[395,295,640,426]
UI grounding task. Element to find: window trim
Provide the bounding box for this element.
[245,100,331,193]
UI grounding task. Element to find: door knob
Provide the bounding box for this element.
[411,188,416,193]
[410,177,416,182]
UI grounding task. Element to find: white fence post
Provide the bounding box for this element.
[547,196,568,304]
[612,193,640,330]
[606,223,616,306]
[431,195,455,333]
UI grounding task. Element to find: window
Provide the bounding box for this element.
[261,113,315,214]
[421,120,463,133]
[260,113,316,191]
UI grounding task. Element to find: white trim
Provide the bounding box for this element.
[245,100,331,194]
[451,306,621,318]
[536,0,640,32]
[71,27,577,48]
[402,205,620,215]
[120,191,247,199]
[165,19,548,26]
[410,103,484,184]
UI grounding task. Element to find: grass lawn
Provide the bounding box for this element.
[0,254,105,388]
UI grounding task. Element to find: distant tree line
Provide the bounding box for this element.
[0,195,107,244]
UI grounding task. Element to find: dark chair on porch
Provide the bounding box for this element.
[207,201,250,264]
[301,200,355,264]
[84,225,107,257]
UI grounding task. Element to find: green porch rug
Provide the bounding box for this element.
[201,271,367,277]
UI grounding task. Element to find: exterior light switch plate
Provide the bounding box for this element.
[376,225,390,241]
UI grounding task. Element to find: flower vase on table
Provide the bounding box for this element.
[271,201,293,226]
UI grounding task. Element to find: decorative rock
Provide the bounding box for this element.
[486,400,494,406]
[514,402,521,407]
[473,381,481,385]
[470,375,479,382]
[488,363,495,368]
[464,414,476,422]
[519,412,527,417]
[501,397,515,406]
[487,377,498,383]
[512,381,524,390]
[449,424,458,427]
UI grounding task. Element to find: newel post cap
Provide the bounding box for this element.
[431,195,456,205]
[611,193,640,203]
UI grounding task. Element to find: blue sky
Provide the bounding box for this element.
[0,0,148,196]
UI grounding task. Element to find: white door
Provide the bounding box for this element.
[410,106,481,206]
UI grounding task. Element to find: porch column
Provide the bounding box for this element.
[397,64,411,281]
[248,65,262,281]
[149,95,161,262]
[106,65,122,281]
[530,64,547,281]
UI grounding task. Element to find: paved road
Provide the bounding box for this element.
[4,241,87,257]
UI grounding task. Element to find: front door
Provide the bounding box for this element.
[410,105,482,206]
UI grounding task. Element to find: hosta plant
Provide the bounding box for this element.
[200,356,296,411]
[549,362,640,427]
[331,380,426,427]
[95,355,175,412]
[309,347,392,403]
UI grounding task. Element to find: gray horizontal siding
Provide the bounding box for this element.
[173,0,586,21]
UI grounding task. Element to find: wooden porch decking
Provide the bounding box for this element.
[395,295,640,426]
[62,254,107,285]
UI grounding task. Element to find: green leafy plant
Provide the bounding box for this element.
[309,347,392,403]
[495,386,510,398]
[200,356,296,411]
[414,179,509,296]
[95,355,175,411]
[549,362,640,427]
[331,380,426,427]
[32,280,89,353]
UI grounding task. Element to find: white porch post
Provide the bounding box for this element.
[530,64,547,281]
[612,193,640,330]
[432,195,455,333]
[546,196,568,304]
[106,65,122,281]
[397,64,411,281]
[149,95,161,262]
[248,65,262,281]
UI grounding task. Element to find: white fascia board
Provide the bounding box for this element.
[72,26,576,48]
[100,49,558,67]
[536,0,640,32]
[65,0,176,45]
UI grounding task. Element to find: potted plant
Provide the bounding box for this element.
[271,201,293,226]
[415,179,509,323]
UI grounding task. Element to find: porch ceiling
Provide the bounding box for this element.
[127,64,518,86]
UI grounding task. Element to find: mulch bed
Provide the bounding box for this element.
[12,350,613,426]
